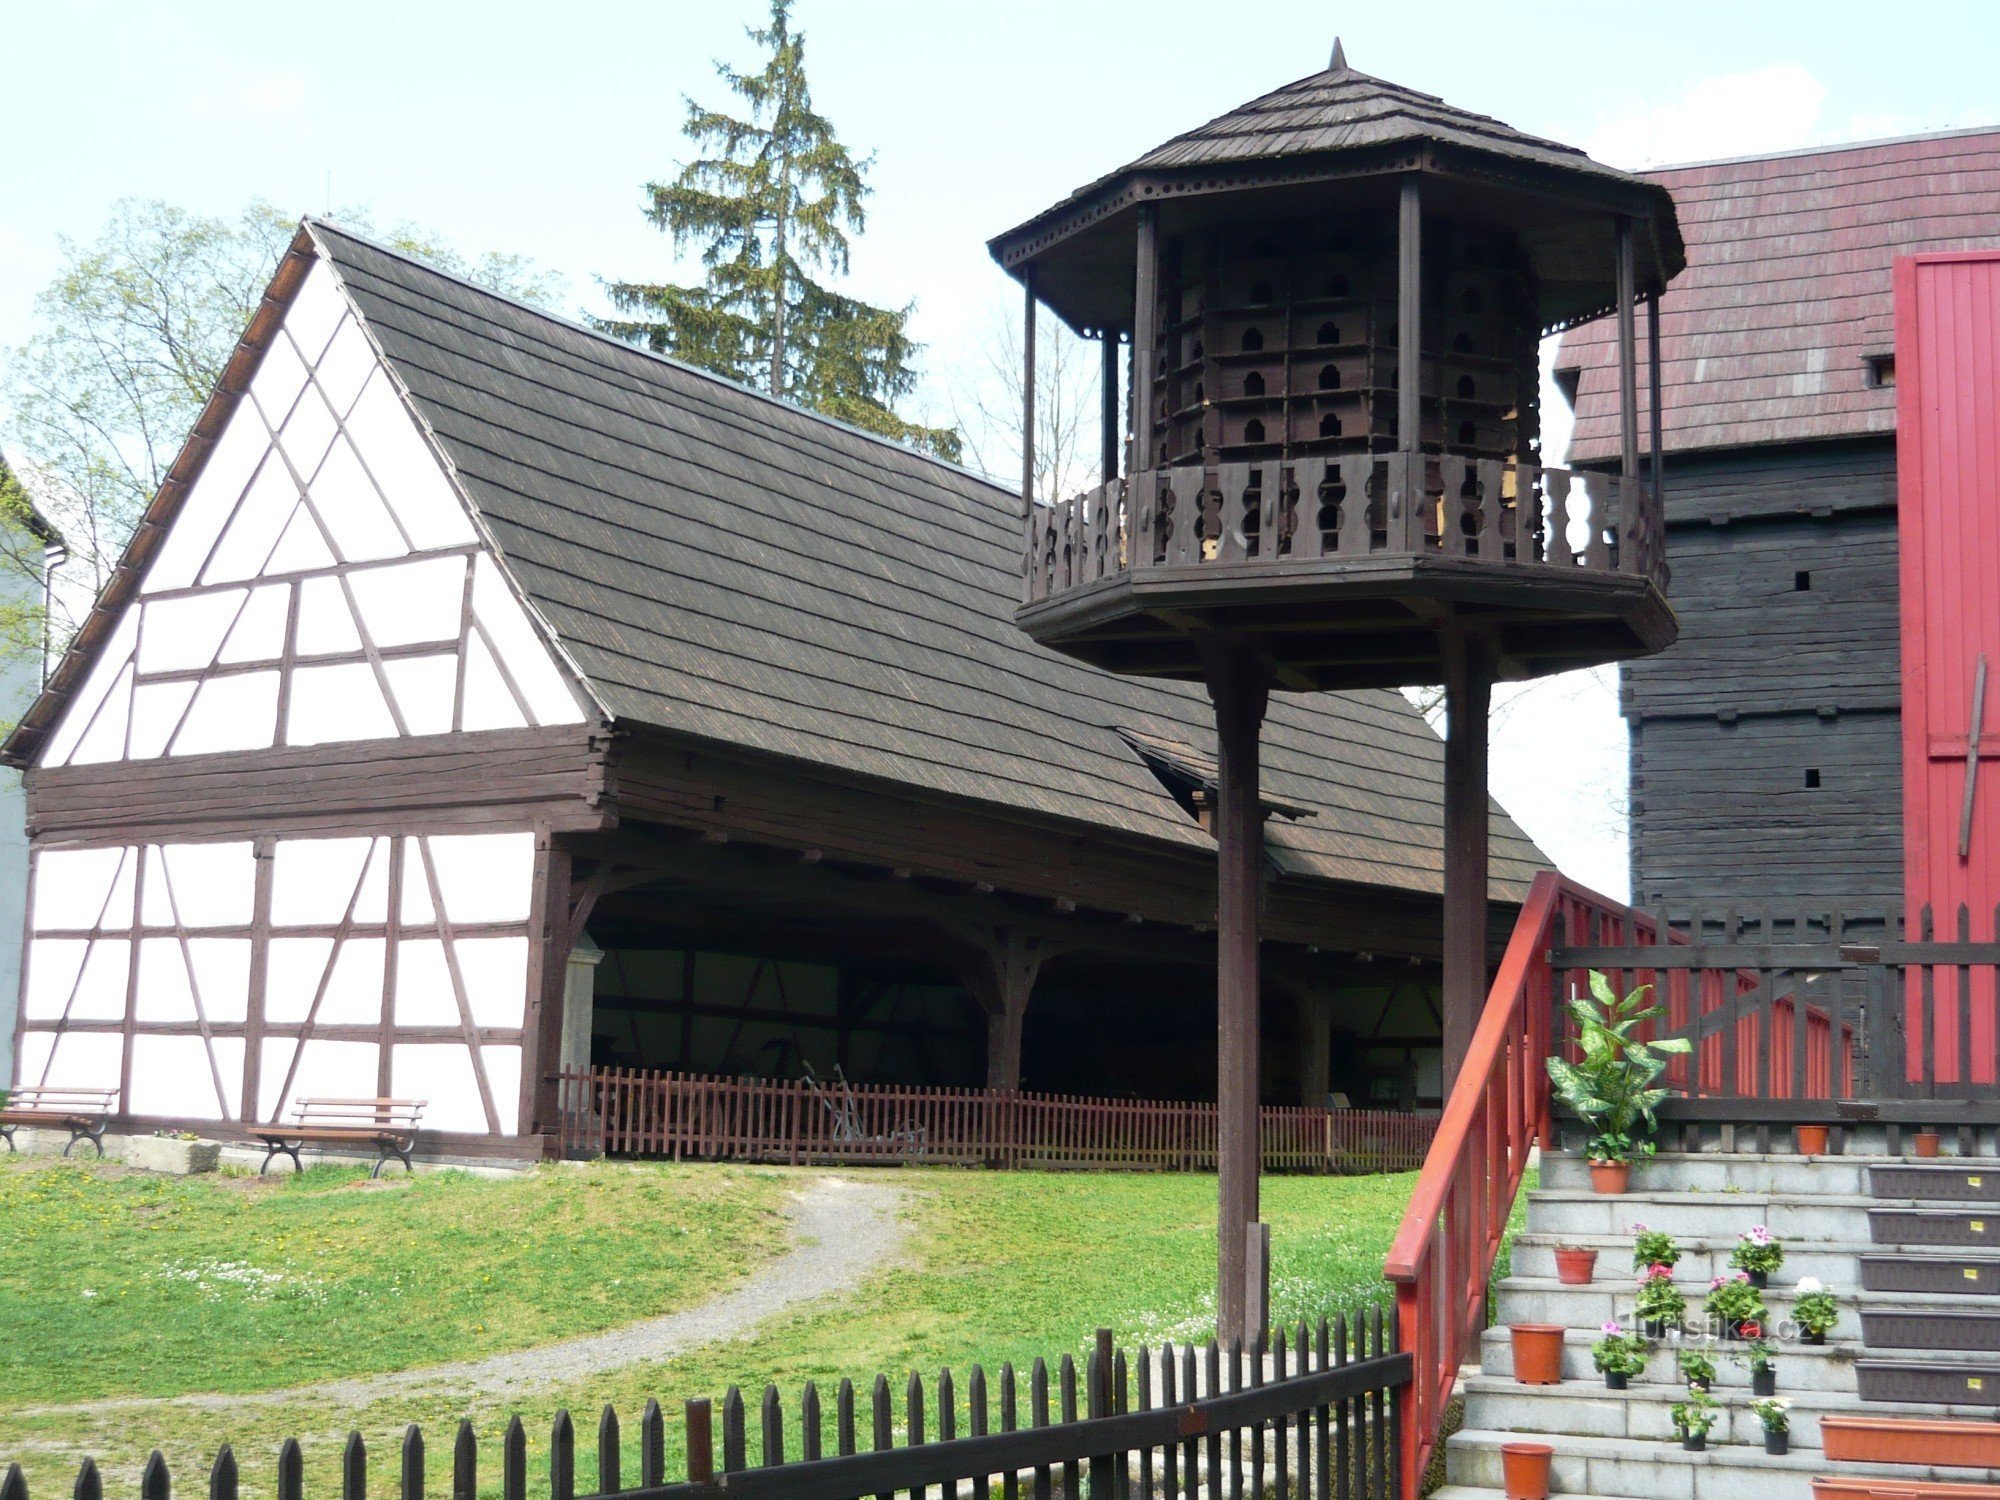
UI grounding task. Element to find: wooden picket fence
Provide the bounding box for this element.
[1,1319,1408,1500]
[555,1069,1437,1175]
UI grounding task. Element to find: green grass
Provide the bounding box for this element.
[0,1157,793,1402]
[0,1162,1531,1500]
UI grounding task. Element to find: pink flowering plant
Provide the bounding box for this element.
[1703,1271,1768,1329]
[1632,1224,1681,1270]
[1592,1320,1649,1377]
[1634,1262,1686,1327]
[1728,1225,1785,1276]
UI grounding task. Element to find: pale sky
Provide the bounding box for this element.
[5,0,1995,897]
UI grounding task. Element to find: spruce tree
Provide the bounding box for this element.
[599,1,959,460]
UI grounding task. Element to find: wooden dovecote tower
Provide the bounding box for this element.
[989,43,1685,1343]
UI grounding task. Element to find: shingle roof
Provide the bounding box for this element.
[308,222,1544,900]
[1557,127,2000,462]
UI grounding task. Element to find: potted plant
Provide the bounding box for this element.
[1671,1385,1720,1452]
[1914,1130,1943,1158]
[1677,1346,1717,1392]
[1632,1225,1681,1271]
[1750,1397,1791,1455]
[1705,1272,1768,1339]
[1592,1321,1648,1389]
[1742,1338,1778,1396]
[1509,1323,1567,1385]
[1546,972,1692,1193]
[1728,1225,1785,1288]
[1793,1277,1840,1344]
[1635,1262,1686,1336]
[1555,1244,1600,1284]
[1795,1124,1830,1155]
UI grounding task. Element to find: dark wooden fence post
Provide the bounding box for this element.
[685,1399,714,1485]
[400,1427,423,1500]
[503,1418,526,1500]
[641,1400,665,1490]
[210,1446,238,1500]
[277,1440,302,1500]
[1,1464,22,1500]
[72,1456,101,1500]
[341,1436,365,1500]
[1087,1330,1115,1500]
[140,1454,169,1500]
[453,1422,477,1500]
[551,1411,575,1500]
[598,1406,621,1495]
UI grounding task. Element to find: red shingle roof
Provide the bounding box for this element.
[1558,127,2000,462]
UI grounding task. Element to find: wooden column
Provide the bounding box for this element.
[956,930,1048,1092]
[1440,633,1492,1092]
[523,833,573,1146]
[1101,333,1121,486]
[1397,178,1422,453]
[1132,206,1159,474]
[1205,641,1271,1347]
[1616,218,1640,489]
[1297,990,1333,1107]
[1021,268,1038,516]
[1647,292,1665,515]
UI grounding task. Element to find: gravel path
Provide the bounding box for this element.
[42,1174,910,1413]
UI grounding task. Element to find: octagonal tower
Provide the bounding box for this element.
[990,44,1685,1345]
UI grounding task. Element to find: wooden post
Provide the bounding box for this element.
[1101,332,1121,487]
[1616,218,1640,491]
[1441,633,1492,1092]
[1245,1221,1271,1346]
[1132,206,1159,474]
[956,930,1047,1092]
[1297,989,1332,1106]
[1398,178,1422,456]
[1646,292,1664,517]
[1022,269,1038,517]
[1205,641,1271,1347]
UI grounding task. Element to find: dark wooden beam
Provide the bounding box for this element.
[1132,206,1159,473]
[1203,639,1272,1348]
[1440,632,1492,1092]
[1101,333,1121,487]
[1616,216,1639,490]
[1398,178,1422,457]
[1022,268,1038,517]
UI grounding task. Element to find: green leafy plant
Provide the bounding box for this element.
[1792,1278,1840,1337]
[1671,1384,1719,1437]
[1728,1225,1785,1275]
[1705,1272,1768,1332]
[1742,1337,1777,1373]
[1632,1225,1681,1270]
[1635,1263,1687,1329]
[1592,1321,1649,1376]
[1546,972,1692,1162]
[1677,1346,1716,1386]
[1750,1396,1791,1434]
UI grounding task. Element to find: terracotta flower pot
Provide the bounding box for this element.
[1500,1441,1553,1500]
[1796,1124,1830,1156]
[1588,1160,1631,1195]
[1555,1247,1599,1285]
[1510,1324,1566,1386]
[1915,1131,1943,1158]
[1821,1415,2000,1468]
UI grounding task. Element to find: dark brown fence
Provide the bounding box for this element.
[555,1069,1436,1174]
[2,1320,1408,1500]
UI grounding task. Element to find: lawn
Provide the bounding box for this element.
[0,1162,1523,1500]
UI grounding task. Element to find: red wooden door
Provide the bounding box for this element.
[1896,252,2000,1085]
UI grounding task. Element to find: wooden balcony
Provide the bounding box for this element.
[1017,449,1674,689]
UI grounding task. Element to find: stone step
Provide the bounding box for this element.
[1446,1426,2000,1500]
[1526,1189,1884,1242]
[1513,1232,1891,1284]
[1460,1373,1995,1451]
[1542,1154,1881,1198]
[1478,1326,1864,1393]
[1492,1275,1990,1331]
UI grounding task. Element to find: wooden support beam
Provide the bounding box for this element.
[1441,633,1492,1093]
[1101,332,1121,487]
[951,929,1057,1092]
[1398,178,1422,455]
[1616,217,1640,491]
[1021,269,1038,517]
[1204,639,1272,1348]
[1132,207,1159,474]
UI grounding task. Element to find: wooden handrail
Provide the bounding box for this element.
[1383,870,1640,1498]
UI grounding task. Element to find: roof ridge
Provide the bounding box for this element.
[1647,121,2000,175]
[301,217,1001,493]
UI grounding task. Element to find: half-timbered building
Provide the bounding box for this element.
[2,222,1548,1155]
[1556,127,2000,918]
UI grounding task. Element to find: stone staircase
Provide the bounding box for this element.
[1438,1149,2000,1500]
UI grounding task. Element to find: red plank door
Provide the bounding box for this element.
[1896,252,2000,1087]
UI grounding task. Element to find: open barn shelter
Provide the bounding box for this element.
[2,222,1544,1156]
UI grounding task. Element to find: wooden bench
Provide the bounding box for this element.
[253,1098,425,1178]
[0,1087,119,1157]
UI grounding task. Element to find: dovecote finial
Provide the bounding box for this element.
[1330,37,1347,71]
